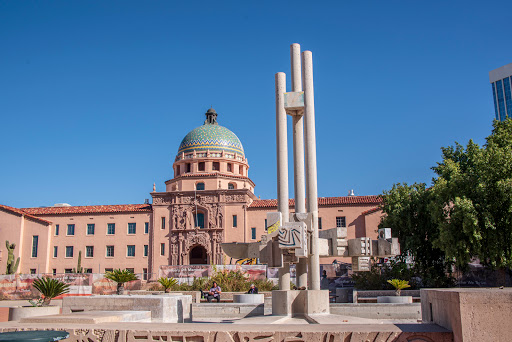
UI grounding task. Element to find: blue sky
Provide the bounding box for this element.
[1,1,510,208]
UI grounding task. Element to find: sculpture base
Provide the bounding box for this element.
[272,290,329,316]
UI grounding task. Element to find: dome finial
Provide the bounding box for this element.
[205,107,218,125]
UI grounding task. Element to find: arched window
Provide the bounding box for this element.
[196,182,205,191]
[228,183,235,190]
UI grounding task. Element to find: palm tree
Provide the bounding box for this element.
[158,277,178,293]
[105,269,138,295]
[32,277,70,306]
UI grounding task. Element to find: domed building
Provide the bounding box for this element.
[150,108,258,269]
[0,107,383,279]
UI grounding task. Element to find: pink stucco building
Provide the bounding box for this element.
[0,109,383,278]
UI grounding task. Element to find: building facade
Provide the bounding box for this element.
[490,62,512,121]
[0,109,383,278]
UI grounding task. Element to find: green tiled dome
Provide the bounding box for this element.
[177,123,245,157]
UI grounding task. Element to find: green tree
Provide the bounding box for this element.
[431,119,512,270]
[379,183,454,287]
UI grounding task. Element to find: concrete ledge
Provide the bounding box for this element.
[8,306,61,321]
[422,287,512,342]
[62,295,192,323]
[0,321,454,342]
[192,303,264,318]
[330,303,421,320]
[20,310,152,324]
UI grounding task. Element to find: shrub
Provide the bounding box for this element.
[105,269,138,295]
[387,279,411,296]
[31,277,70,306]
[158,277,178,293]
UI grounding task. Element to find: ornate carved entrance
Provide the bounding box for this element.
[189,245,207,264]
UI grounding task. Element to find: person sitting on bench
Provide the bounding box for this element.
[201,282,222,302]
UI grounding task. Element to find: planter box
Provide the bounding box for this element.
[377,296,413,303]
[9,306,61,321]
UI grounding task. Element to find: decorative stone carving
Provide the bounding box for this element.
[0,328,449,342]
[225,194,245,202]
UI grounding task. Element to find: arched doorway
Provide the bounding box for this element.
[189,245,207,264]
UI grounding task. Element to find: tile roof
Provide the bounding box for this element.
[361,207,381,215]
[22,204,152,216]
[249,195,382,208]
[0,204,52,224]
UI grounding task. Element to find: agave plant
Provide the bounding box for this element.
[105,269,138,295]
[158,277,178,293]
[387,279,411,296]
[32,277,70,306]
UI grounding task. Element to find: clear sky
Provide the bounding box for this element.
[1,1,511,208]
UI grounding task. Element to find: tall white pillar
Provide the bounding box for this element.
[291,43,308,289]
[275,72,290,290]
[302,50,320,291]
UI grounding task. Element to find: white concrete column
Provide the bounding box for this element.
[275,72,290,291]
[291,43,308,289]
[302,50,320,291]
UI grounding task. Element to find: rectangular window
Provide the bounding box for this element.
[127,245,135,257]
[198,162,205,171]
[497,79,506,121]
[128,223,136,234]
[107,223,115,235]
[126,268,134,273]
[53,246,58,258]
[31,235,38,258]
[143,268,148,281]
[144,245,148,257]
[492,82,500,120]
[227,163,232,172]
[213,162,220,171]
[87,224,95,235]
[106,245,114,257]
[105,268,113,273]
[160,243,165,256]
[504,77,512,119]
[251,227,256,240]
[52,269,57,275]
[65,269,72,274]
[186,163,191,173]
[161,217,166,230]
[86,246,94,258]
[233,215,237,227]
[65,246,73,258]
[144,222,149,234]
[318,217,322,230]
[67,224,75,236]
[336,216,346,228]
[85,268,92,273]
[55,224,59,236]
[30,268,36,274]
[265,219,268,231]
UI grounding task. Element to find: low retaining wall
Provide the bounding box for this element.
[192,303,264,319]
[62,295,192,323]
[330,303,421,320]
[422,288,512,342]
[0,322,454,342]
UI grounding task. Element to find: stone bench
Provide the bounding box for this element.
[192,303,264,319]
[62,294,192,323]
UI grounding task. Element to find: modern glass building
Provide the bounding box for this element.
[490,63,512,121]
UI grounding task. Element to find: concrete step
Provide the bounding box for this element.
[20,310,152,324]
